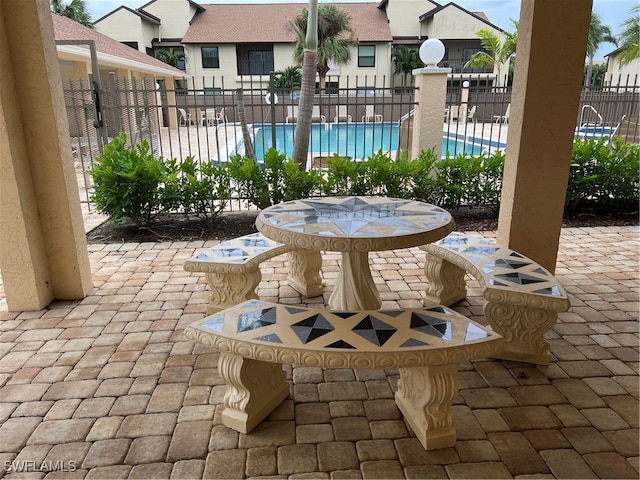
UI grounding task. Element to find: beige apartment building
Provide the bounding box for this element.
[94,0,509,90]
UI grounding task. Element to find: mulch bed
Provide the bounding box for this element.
[86,205,638,244]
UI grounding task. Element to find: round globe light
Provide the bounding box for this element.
[462,80,470,88]
[419,38,445,67]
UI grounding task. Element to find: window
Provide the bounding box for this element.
[358,45,375,67]
[202,47,220,68]
[123,41,138,50]
[236,44,274,75]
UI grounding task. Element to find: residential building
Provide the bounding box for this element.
[94,0,507,90]
[53,13,187,137]
[604,46,639,90]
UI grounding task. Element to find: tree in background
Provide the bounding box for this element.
[273,66,302,92]
[391,46,423,86]
[585,11,617,87]
[154,49,185,69]
[290,4,357,93]
[464,20,518,87]
[289,0,319,170]
[50,0,93,28]
[617,5,639,66]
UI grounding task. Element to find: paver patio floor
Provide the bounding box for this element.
[0,226,637,479]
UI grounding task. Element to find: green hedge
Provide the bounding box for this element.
[89,132,639,227]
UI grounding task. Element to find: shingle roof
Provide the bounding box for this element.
[52,13,185,76]
[182,3,392,44]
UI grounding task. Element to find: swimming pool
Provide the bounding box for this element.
[574,124,618,140]
[214,122,505,162]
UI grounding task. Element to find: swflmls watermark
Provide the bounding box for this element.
[4,460,77,473]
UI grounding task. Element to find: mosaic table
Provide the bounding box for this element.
[256,196,454,310]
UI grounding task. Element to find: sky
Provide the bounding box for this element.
[86,0,636,60]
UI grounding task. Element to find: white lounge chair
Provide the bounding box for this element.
[333,105,352,123]
[286,105,326,123]
[362,105,382,123]
[467,105,477,123]
[205,108,217,126]
[178,108,191,126]
[493,103,510,124]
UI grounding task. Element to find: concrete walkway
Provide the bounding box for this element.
[0,226,637,478]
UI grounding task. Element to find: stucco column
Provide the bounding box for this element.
[497,0,592,273]
[0,0,93,311]
[411,66,451,158]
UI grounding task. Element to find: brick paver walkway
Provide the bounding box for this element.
[0,226,637,479]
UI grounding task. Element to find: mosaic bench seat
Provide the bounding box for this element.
[419,232,571,365]
[184,299,504,450]
[183,233,322,314]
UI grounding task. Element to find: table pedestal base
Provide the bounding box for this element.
[287,249,324,297]
[218,353,289,433]
[395,363,459,450]
[329,251,381,310]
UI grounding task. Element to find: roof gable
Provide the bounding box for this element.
[94,5,160,25]
[419,2,503,32]
[52,13,184,76]
[182,2,392,44]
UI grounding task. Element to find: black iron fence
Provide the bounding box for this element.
[64,73,639,210]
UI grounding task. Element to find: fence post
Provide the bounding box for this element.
[411,39,451,159]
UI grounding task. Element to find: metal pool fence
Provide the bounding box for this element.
[64,73,638,211]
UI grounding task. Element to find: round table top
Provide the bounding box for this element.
[256,196,454,252]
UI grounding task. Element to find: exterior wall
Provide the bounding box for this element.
[143,0,198,40]
[185,42,393,90]
[605,53,639,89]
[95,10,150,52]
[385,0,438,38]
[421,6,496,39]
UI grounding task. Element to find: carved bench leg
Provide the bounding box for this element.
[394,363,459,450]
[205,268,261,314]
[423,254,467,307]
[484,301,556,365]
[287,249,324,297]
[218,353,289,433]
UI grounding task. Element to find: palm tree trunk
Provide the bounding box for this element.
[235,88,255,161]
[292,49,317,170]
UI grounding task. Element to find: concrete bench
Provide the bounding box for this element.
[419,232,571,365]
[184,233,323,314]
[184,299,504,450]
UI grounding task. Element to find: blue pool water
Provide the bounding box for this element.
[251,122,487,161]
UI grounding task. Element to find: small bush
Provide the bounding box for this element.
[89,132,165,226]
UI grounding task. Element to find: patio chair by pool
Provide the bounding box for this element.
[190,108,205,126]
[216,108,227,124]
[286,105,325,123]
[445,106,460,122]
[286,105,298,123]
[363,105,382,123]
[205,108,217,126]
[493,103,510,123]
[334,105,352,123]
[467,105,477,123]
[178,108,191,126]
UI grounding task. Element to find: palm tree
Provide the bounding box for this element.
[51,0,93,28]
[289,0,319,169]
[154,49,185,69]
[391,46,423,86]
[273,66,302,92]
[585,12,617,87]
[464,20,518,87]
[290,4,357,93]
[617,5,639,66]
